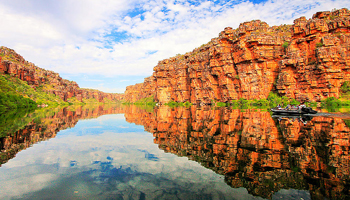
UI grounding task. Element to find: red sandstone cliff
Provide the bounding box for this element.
[124,8,350,104]
[0,47,124,103]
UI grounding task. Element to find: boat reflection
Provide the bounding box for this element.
[272,115,314,125]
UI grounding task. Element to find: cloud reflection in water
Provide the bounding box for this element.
[0,113,266,200]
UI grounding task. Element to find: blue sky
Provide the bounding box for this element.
[0,0,349,93]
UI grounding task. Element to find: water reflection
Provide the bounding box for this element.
[0,104,127,166]
[0,105,349,199]
[124,106,350,200]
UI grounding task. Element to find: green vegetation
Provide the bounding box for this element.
[339,81,350,102]
[0,74,37,112]
[216,102,227,107]
[154,91,350,111]
[0,92,36,112]
[282,41,289,49]
[0,74,69,110]
[321,97,350,107]
[316,42,324,48]
[340,81,350,94]
[305,101,318,107]
[67,96,84,105]
[135,96,157,106]
[344,119,350,129]
[230,92,300,109]
[165,101,192,107]
[0,108,34,138]
[0,105,62,138]
[123,96,157,106]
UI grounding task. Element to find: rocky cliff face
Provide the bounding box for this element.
[124,76,156,102]
[125,8,350,104]
[0,47,124,103]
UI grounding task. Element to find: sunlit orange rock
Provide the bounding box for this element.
[124,8,350,104]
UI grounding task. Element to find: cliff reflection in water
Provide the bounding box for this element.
[124,106,350,200]
[1,105,350,199]
[0,104,126,166]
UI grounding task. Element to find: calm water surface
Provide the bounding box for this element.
[0,105,349,200]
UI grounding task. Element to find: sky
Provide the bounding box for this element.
[0,0,349,93]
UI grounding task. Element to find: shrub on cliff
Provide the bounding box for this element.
[316,42,324,48]
[341,81,350,94]
[0,74,68,108]
[282,42,289,49]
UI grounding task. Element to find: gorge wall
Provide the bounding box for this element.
[124,8,350,104]
[0,47,124,103]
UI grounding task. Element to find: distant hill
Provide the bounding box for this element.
[0,46,123,111]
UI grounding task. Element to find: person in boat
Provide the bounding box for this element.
[277,104,282,109]
[295,103,305,111]
[285,104,291,110]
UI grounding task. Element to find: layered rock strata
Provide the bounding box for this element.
[125,8,350,104]
[0,47,124,102]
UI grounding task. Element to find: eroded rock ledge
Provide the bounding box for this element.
[124,8,350,104]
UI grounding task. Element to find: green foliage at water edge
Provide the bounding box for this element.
[165,101,192,107]
[123,96,157,106]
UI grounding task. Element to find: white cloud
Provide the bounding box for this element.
[0,0,349,90]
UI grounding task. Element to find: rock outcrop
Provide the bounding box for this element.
[0,47,124,103]
[124,76,156,102]
[124,8,350,104]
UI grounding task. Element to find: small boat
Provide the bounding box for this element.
[271,107,317,115]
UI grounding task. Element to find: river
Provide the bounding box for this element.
[0,104,349,200]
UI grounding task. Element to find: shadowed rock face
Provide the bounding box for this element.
[125,8,350,104]
[0,47,124,102]
[1,105,350,199]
